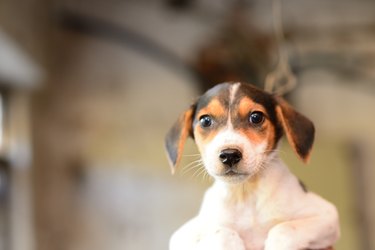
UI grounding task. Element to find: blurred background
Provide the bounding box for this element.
[0,0,375,249]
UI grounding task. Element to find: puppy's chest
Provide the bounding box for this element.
[223,202,282,230]
[207,199,290,249]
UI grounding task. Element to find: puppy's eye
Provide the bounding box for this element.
[199,115,213,128]
[249,111,265,125]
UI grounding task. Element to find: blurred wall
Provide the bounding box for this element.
[1,0,375,250]
[0,0,50,65]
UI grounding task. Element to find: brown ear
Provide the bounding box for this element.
[165,105,195,174]
[275,97,315,163]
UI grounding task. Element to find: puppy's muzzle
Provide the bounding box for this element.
[219,148,242,168]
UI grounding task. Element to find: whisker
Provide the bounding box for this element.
[192,165,206,178]
[191,164,209,182]
[198,169,210,183]
[181,162,204,176]
[181,157,203,175]
[191,169,201,180]
[182,159,203,171]
[182,153,202,157]
[203,171,213,183]
[263,148,286,155]
[247,152,277,177]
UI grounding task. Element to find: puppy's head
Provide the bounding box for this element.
[165,82,314,184]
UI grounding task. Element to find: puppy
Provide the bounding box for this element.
[165,82,340,250]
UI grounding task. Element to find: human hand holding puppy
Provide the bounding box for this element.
[165,82,340,250]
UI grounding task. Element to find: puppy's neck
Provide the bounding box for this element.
[213,156,290,204]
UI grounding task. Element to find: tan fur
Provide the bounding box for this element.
[238,97,256,117]
[197,98,226,118]
[170,108,194,174]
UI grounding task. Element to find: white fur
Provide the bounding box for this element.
[170,130,340,250]
[229,83,241,106]
[199,127,267,184]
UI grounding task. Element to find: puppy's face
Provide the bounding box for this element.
[193,83,282,183]
[165,82,315,184]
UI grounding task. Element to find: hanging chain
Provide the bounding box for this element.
[264,0,297,96]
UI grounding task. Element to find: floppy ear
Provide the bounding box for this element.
[165,105,195,174]
[275,97,315,163]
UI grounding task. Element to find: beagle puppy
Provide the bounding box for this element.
[165,82,340,250]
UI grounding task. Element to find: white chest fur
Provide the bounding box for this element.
[197,159,306,249]
[169,158,340,250]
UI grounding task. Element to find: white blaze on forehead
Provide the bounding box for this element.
[229,82,241,105]
[227,82,241,130]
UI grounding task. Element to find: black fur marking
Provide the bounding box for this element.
[276,98,315,161]
[288,112,315,160]
[299,179,308,193]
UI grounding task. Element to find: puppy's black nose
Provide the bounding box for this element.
[219,149,242,167]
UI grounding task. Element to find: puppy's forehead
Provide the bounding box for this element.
[234,83,276,111]
[195,83,276,115]
[195,83,231,113]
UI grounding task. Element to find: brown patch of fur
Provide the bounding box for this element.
[235,97,277,154]
[177,109,195,166]
[276,105,299,160]
[264,122,277,153]
[238,97,255,117]
[237,97,267,119]
[194,98,228,146]
[196,98,226,119]
[165,108,195,174]
[237,127,265,145]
